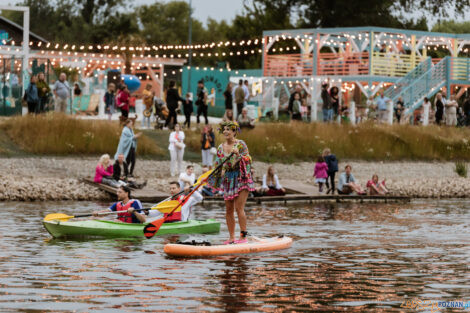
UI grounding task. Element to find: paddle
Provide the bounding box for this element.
[143,153,233,239]
[44,209,147,222]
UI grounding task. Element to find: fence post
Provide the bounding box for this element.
[387,100,393,125]
[446,57,451,99]
[350,101,356,125]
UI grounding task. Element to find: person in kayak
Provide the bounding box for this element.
[93,185,146,223]
[146,181,203,223]
[207,121,255,244]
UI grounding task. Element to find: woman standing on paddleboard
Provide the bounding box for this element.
[208,121,254,244]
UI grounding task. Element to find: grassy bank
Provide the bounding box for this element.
[0,114,163,156]
[185,122,470,162]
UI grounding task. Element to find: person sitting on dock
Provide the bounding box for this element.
[113,154,147,189]
[93,185,146,223]
[366,174,388,195]
[261,166,285,196]
[337,165,365,195]
[94,154,122,188]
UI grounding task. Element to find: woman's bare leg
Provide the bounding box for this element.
[225,200,236,241]
[234,189,249,239]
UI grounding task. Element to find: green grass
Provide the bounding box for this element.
[185,122,470,162]
[2,117,470,162]
[0,114,164,156]
[455,162,468,177]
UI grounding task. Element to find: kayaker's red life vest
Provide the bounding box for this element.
[164,195,184,222]
[116,200,135,223]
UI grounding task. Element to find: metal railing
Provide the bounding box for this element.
[399,57,447,113]
[317,52,369,76]
[263,53,313,77]
[384,58,433,101]
[371,52,425,77]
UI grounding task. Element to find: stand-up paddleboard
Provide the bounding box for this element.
[164,235,293,257]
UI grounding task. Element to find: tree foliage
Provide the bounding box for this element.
[2,0,470,69]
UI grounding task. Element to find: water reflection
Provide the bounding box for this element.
[0,200,468,312]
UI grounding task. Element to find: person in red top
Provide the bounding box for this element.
[94,185,146,223]
[366,174,388,195]
[116,84,130,118]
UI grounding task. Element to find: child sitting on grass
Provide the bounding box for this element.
[313,156,328,193]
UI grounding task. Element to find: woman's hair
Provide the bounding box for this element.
[173,123,180,130]
[372,174,378,181]
[322,148,330,156]
[119,185,132,198]
[99,154,110,166]
[226,83,232,91]
[169,80,176,88]
[317,155,324,163]
[218,121,240,135]
[266,166,275,185]
[125,119,133,126]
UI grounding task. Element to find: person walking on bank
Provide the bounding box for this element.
[233,80,245,118]
[435,92,445,125]
[323,148,338,194]
[36,72,50,113]
[321,82,333,122]
[223,83,233,120]
[169,123,185,177]
[166,80,183,128]
[195,80,209,125]
[53,73,70,113]
[115,119,142,177]
[207,121,255,245]
[25,75,39,114]
[183,93,193,129]
[201,125,215,168]
[104,83,116,121]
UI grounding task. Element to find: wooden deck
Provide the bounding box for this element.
[83,178,411,204]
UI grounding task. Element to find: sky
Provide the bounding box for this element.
[133,0,245,24]
[4,0,246,24]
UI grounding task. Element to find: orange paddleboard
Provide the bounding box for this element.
[164,236,293,257]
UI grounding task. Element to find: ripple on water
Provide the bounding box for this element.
[0,200,468,312]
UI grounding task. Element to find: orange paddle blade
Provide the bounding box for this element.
[144,218,164,239]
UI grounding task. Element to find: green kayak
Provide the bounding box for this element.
[43,219,220,239]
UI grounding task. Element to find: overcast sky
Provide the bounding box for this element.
[4,0,246,24]
[133,0,245,24]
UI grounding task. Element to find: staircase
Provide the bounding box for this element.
[385,57,448,115]
[384,58,433,101]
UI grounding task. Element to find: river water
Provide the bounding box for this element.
[0,200,468,312]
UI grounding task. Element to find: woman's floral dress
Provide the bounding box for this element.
[207,139,254,200]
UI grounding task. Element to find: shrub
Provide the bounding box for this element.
[455,162,467,177]
[0,113,163,156]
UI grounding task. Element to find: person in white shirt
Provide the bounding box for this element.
[179,165,196,190]
[261,166,286,196]
[147,181,203,222]
[168,123,185,176]
[243,80,250,107]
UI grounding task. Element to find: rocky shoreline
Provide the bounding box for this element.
[0,157,467,201]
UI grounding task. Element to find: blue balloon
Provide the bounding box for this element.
[121,74,141,93]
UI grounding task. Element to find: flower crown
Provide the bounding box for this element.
[218,121,241,134]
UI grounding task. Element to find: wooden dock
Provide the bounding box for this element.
[83,178,411,204]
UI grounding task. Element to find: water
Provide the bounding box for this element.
[0,200,469,312]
